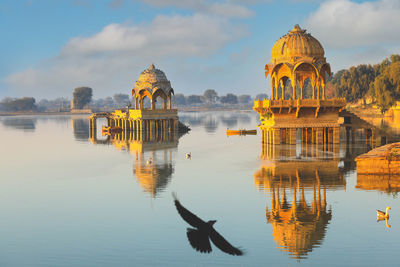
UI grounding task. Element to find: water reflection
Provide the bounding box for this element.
[1,117,37,131]
[356,174,400,196]
[179,112,254,133]
[134,150,174,198]
[90,130,181,198]
[255,144,347,259]
[203,116,218,133]
[71,118,89,141]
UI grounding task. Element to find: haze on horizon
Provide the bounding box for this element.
[1,0,399,99]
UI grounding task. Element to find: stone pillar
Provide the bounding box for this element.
[174,119,179,133]
[316,128,323,145]
[311,128,315,144]
[304,128,309,144]
[262,129,266,144]
[168,96,172,109]
[289,128,297,145]
[332,127,340,144]
[280,80,285,100]
[140,120,145,133]
[273,129,281,145]
[328,128,334,144]
[271,86,275,100]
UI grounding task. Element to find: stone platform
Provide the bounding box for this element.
[356,142,400,174]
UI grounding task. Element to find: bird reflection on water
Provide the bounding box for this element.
[172,193,244,256]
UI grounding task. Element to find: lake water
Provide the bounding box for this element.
[0,112,399,266]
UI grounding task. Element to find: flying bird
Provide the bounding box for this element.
[172,193,243,256]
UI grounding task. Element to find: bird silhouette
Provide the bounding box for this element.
[172,193,243,256]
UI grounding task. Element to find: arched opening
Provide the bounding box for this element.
[272,63,292,100]
[152,89,168,110]
[138,90,152,109]
[301,78,313,99]
[293,62,318,100]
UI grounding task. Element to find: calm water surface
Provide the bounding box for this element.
[0,112,399,266]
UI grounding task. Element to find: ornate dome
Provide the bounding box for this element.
[132,64,173,96]
[271,24,325,65]
[265,25,331,100]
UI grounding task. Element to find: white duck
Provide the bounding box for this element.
[186,152,191,159]
[146,157,153,165]
[377,206,391,219]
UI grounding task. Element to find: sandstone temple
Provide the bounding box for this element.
[254,25,346,145]
[89,64,184,141]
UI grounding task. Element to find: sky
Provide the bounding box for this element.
[1,0,399,99]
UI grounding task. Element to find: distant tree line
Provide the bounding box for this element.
[327,54,400,112]
[173,89,268,107]
[1,87,269,112]
[0,97,37,112]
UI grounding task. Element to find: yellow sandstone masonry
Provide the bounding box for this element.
[356,143,400,174]
[254,25,346,145]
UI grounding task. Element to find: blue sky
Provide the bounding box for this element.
[1,0,399,99]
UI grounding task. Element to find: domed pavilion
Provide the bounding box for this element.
[132,64,174,110]
[89,64,180,139]
[253,25,346,146]
[267,24,331,100]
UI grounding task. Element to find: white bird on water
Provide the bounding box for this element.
[377,206,391,219]
[186,152,191,159]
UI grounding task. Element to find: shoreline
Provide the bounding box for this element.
[0,108,254,116]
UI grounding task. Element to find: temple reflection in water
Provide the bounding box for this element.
[255,143,346,259]
[356,174,400,196]
[90,123,181,198]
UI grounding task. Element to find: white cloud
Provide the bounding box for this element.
[5,14,248,98]
[306,0,400,49]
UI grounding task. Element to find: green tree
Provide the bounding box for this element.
[113,93,130,107]
[374,61,400,112]
[255,93,268,100]
[186,95,203,105]
[173,94,186,106]
[202,89,218,104]
[329,65,375,102]
[72,87,92,109]
[220,93,238,104]
[238,94,251,104]
[0,97,37,112]
[374,75,394,113]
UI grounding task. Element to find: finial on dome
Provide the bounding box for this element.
[149,63,155,70]
[289,24,306,34]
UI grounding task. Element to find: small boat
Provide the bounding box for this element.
[102,126,123,135]
[226,129,257,136]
